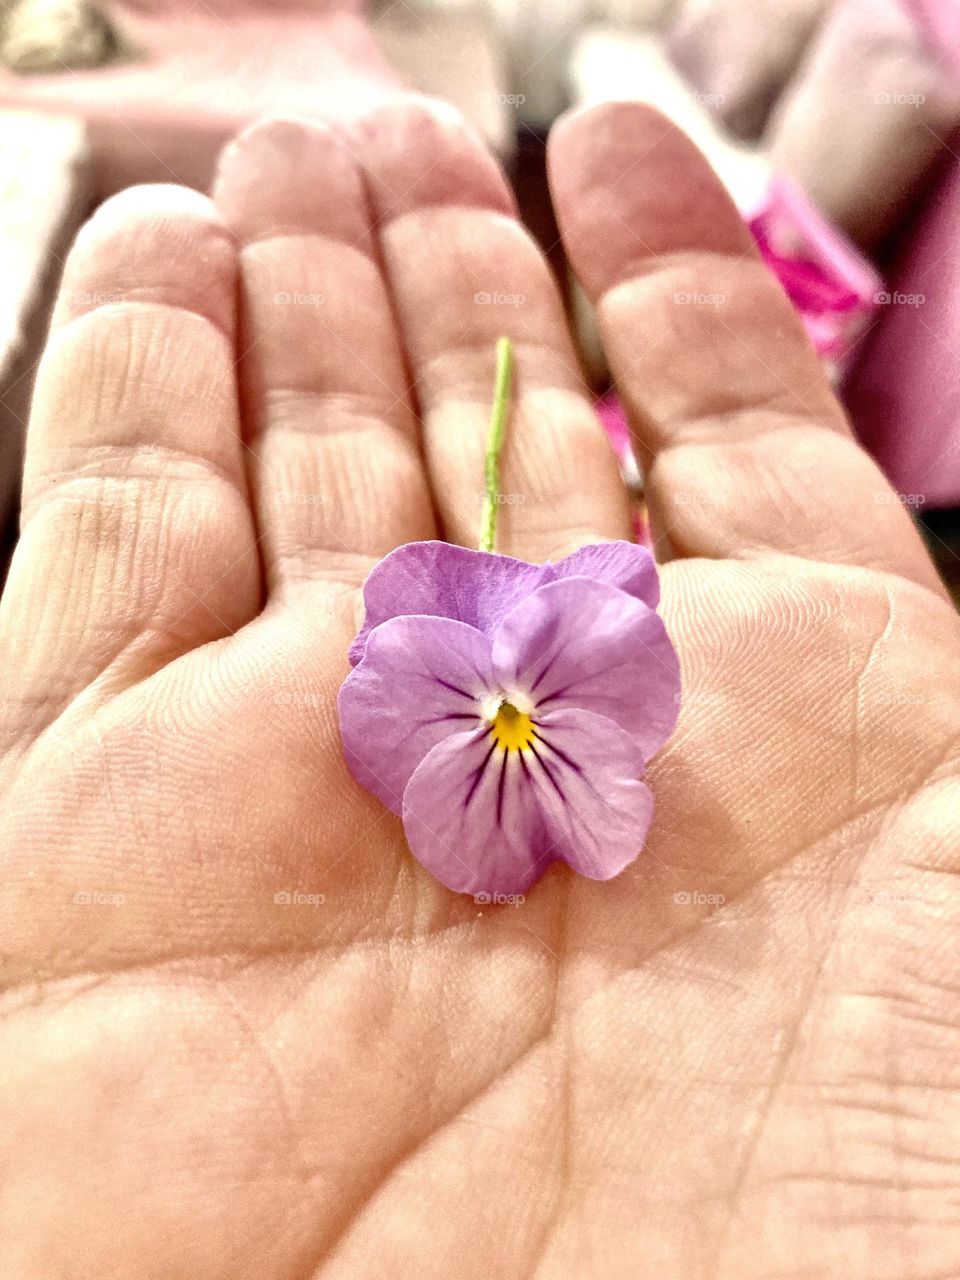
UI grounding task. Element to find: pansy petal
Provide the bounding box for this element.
[402,727,548,896]
[492,577,680,760]
[349,540,549,666]
[401,708,652,895]
[528,708,654,881]
[554,540,660,608]
[338,616,492,814]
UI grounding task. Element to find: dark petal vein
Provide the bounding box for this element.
[531,730,583,775]
[528,651,560,695]
[529,741,567,803]
[495,751,508,828]
[534,682,576,708]
[434,677,476,701]
[464,738,497,809]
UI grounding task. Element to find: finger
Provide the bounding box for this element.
[548,102,945,598]
[356,97,633,563]
[212,117,435,601]
[0,185,260,740]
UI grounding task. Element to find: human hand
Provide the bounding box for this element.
[1,98,958,1278]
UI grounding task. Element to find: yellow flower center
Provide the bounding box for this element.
[491,700,535,752]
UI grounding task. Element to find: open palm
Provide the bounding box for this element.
[2,99,959,1279]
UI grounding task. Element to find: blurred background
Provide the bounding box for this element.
[0,0,959,598]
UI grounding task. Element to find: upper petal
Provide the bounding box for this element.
[338,615,493,814]
[400,707,653,895]
[491,577,680,760]
[554,540,660,609]
[349,540,549,666]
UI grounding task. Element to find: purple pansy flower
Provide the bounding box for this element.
[338,539,680,897]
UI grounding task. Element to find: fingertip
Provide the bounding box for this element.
[52,183,236,339]
[548,100,755,300]
[353,94,516,221]
[213,116,373,254]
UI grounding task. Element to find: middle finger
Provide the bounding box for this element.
[357,98,633,563]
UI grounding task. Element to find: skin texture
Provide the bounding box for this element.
[0,98,959,1279]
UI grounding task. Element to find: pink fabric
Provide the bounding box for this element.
[594,394,647,544]
[596,177,880,486]
[595,394,632,467]
[840,2,960,509]
[901,0,960,78]
[845,155,960,509]
[747,175,880,368]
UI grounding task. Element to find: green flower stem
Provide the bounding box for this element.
[479,336,514,554]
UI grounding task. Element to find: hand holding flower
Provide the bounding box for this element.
[0,98,957,1280]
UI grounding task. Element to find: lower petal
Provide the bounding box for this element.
[527,708,654,881]
[401,708,653,896]
[401,727,550,896]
